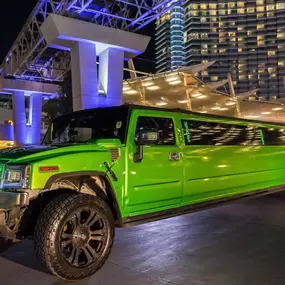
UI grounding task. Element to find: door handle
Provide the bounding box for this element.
[169,152,180,161]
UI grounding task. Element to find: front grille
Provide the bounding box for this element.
[110,149,120,162]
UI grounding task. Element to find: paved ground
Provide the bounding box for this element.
[1,193,285,285]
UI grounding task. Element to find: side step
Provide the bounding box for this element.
[119,185,285,227]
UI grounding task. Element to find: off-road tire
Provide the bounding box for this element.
[34,192,115,280]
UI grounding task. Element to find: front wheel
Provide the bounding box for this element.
[34,193,115,280]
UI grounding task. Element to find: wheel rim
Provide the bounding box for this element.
[60,207,108,268]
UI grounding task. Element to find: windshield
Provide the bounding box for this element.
[42,107,129,145]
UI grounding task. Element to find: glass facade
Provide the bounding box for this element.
[155,1,185,72]
[155,0,285,100]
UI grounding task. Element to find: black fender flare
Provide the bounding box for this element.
[43,171,122,223]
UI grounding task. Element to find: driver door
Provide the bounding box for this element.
[124,110,183,215]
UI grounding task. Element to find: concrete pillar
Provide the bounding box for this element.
[12,91,26,146]
[71,42,98,111]
[99,48,124,107]
[27,94,42,145]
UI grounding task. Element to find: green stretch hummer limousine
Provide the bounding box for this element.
[0,105,285,280]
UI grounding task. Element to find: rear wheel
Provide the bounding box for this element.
[34,193,114,280]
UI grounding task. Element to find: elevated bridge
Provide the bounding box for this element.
[0,0,182,145]
[0,0,180,82]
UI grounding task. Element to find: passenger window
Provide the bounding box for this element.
[181,120,262,146]
[262,128,285,145]
[135,116,175,145]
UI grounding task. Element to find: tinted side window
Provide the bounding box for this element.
[136,116,175,145]
[181,120,262,146]
[262,128,285,145]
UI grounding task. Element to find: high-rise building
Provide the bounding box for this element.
[155,1,285,100]
[155,2,185,72]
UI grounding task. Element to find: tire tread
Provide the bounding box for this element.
[34,193,114,280]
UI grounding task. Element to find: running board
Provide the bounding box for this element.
[118,185,285,227]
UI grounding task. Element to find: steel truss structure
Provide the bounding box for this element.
[1,0,180,82]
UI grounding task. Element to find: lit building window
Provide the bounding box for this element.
[190,4,198,10]
[191,11,199,16]
[184,31,187,43]
[268,51,276,56]
[257,0,264,5]
[267,5,275,11]
[228,2,235,8]
[191,33,199,39]
[247,7,255,13]
[277,33,285,38]
[277,3,285,9]
[257,6,265,12]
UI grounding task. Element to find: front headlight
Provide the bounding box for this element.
[3,164,30,188]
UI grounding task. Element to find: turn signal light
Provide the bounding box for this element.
[39,166,59,172]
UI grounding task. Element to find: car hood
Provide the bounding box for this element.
[0,144,110,163]
[0,145,57,160]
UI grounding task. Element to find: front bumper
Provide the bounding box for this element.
[0,191,29,240]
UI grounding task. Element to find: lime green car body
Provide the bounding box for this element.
[0,105,285,239]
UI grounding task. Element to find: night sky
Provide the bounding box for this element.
[0,1,155,74]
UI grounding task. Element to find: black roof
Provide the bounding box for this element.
[54,104,285,128]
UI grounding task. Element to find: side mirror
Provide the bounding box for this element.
[134,130,160,163]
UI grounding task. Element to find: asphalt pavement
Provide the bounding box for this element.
[1,193,285,285]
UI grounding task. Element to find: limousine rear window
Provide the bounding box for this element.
[262,128,285,145]
[181,120,262,146]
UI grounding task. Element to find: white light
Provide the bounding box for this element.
[191,93,201,98]
[125,89,138,95]
[225,100,236,106]
[156,101,167,106]
[218,107,229,111]
[261,112,271,115]
[168,80,182,85]
[142,81,154,87]
[197,95,207,99]
[165,75,180,82]
[178,100,189,103]
[211,106,220,110]
[123,85,131,91]
[245,115,260,119]
[200,110,208,113]
[272,107,283,111]
[147,85,160,91]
